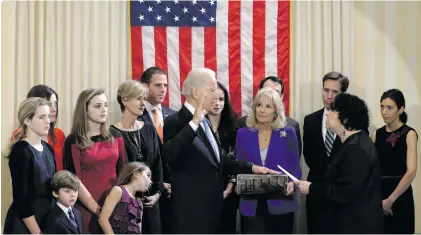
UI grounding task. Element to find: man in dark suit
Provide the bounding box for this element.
[237,76,302,156]
[137,66,176,233]
[44,171,83,234]
[163,68,278,234]
[302,71,349,233]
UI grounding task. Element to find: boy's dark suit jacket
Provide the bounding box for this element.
[43,204,82,234]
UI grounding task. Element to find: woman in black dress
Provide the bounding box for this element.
[295,94,384,233]
[206,82,239,234]
[111,80,163,234]
[371,89,417,234]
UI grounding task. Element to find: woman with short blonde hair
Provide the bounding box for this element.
[236,87,301,234]
[111,80,164,233]
[116,80,148,112]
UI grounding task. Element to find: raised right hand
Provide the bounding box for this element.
[192,89,207,125]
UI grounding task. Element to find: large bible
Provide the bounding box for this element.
[235,174,288,195]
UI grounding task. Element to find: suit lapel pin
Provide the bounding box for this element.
[280,130,287,137]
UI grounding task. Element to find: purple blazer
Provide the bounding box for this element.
[236,126,302,216]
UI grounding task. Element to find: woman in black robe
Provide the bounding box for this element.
[295,93,384,234]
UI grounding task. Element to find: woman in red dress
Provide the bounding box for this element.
[11,85,66,170]
[63,88,126,233]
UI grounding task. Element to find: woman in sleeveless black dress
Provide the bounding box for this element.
[372,89,418,234]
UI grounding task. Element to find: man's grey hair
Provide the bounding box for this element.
[181,68,216,96]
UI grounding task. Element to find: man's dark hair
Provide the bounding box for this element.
[140,67,167,85]
[258,76,284,95]
[322,71,349,93]
[331,93,369,132]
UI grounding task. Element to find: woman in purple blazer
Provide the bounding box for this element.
[236,88,301,234]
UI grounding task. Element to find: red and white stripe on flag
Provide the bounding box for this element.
[130,0,291,116]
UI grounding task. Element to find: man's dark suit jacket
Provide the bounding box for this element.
[43,204,82,234]
[138,105,177,183]
[163,105,253,233]
[237,115,302,156]
[138,105,176,234]
[302,108,342,234]
[303,108,342,182]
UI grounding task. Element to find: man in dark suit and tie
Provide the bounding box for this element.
[137,66,176,233]
[163,68,278,234]
[237,76,302,156]
[302,71,349,233]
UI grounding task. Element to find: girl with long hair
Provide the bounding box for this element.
[99,162,152,234]
[10,85,66,170]
[63,88,126,233]
[3,97,99,234]
[3,97,56,234]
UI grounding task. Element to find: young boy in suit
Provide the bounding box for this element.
[44,170,83,234]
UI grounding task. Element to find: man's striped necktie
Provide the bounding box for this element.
[325,129,335,156]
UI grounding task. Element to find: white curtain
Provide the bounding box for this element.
[2,1,421,232]
[1,0,130,223]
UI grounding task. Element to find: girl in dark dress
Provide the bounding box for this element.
[371,89,418,234]
[63,88,126,233]
[206,82,239,234]
[3,98,56,234]
[99,162,152,234]
[110,80,163,234]
[10,85,66,171]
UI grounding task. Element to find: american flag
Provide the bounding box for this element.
[130,0,290,116]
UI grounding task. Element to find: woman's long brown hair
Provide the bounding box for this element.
[117,162,150,185]
[70,88,113,150]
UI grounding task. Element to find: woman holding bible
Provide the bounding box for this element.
[235,88,301,234]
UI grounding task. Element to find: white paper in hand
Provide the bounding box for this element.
[277,165,299,182]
